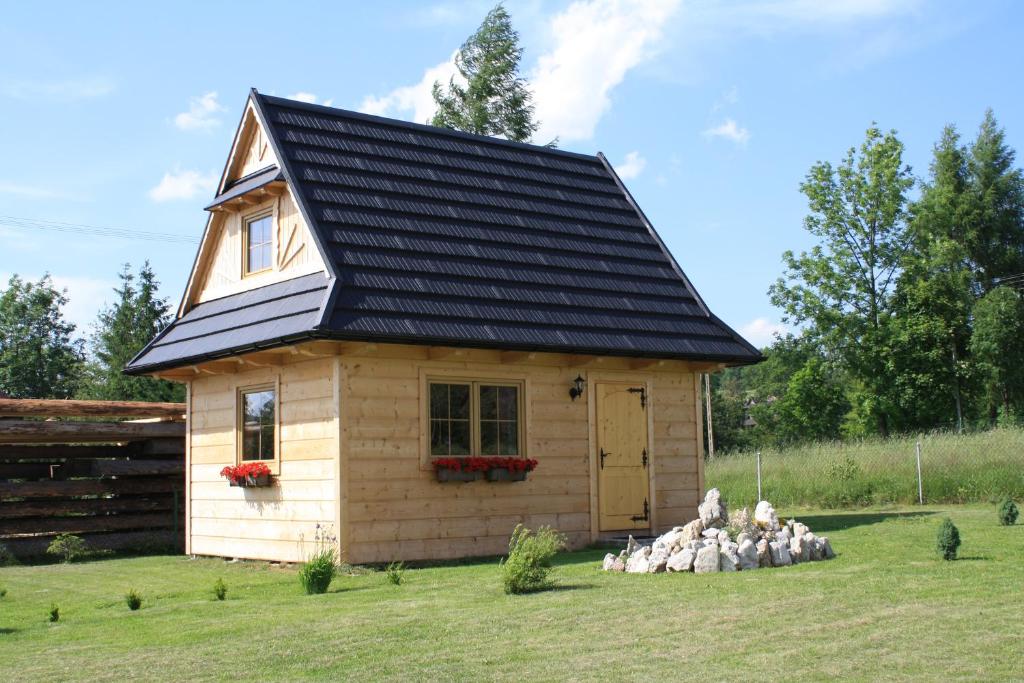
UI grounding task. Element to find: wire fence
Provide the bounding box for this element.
[704,428,1024,508]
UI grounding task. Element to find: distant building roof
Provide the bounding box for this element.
[126,91,760,373]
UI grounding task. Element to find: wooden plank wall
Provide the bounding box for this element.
[339,348,702,564]
[188,356,338,563]
[0,411,185,559]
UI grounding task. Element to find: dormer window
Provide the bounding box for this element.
[244,212,273,275]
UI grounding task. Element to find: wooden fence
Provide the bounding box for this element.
[0,398,186,559]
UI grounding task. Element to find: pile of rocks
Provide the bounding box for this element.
[602,489,835,574]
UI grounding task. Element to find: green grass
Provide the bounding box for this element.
[707,428,1024,507]
[1,506,1022,681]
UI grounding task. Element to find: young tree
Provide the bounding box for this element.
[772,358,849,444]
[0,274,83,398]
[769,125,914,437]
[430,4,539,142]
[79,263,183,402]
[970,286,1024,423]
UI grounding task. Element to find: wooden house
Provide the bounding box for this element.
[126,90,760,564]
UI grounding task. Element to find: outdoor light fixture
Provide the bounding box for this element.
[569,375,585,401]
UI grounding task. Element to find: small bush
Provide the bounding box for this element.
[998,498,1019,526]
[1,587,7,598]
[213,578,227,601]
[385,561,405,586]
[125,589,142,611]
[299,546,337,595]
[501,524,565,595]
[0,542,17,567]
[46,533,88,564]
[936,518,961,560]
[48,604,60,622]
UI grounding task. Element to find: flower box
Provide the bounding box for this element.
[436,469,483,483]
[486,468,528,482]
[220,463,273,488]
[245,473,271,487]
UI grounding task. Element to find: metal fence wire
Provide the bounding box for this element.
[704,429,1024,508]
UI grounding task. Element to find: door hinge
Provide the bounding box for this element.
[600,448,609,469]
[642,448,648,468]
[631,498,650,523]
[628,386,647,409]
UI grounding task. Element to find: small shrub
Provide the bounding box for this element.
[48,604,60,622]
[998,498,1019,526]
[501,524,566,595]
[213,578,227,601]
[0,587,7,598]
[46,533,88,564]
[385,561,405,586]
[0,542,17,567]
[726,507,757,540]
[299,546,337,595]
[125,589,142,611]
[936,517,961,560]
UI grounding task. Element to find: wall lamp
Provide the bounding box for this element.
[569,374,585,401]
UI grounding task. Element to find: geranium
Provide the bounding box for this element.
[430,457,538,473]
[432,458,464,472]
[220,462,272,482]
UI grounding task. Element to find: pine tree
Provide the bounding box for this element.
[430,4,539,143]
[79,263,183,402]
[0,274,83,398]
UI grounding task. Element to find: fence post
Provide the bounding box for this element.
[756,451,762,502]
[915,441,923,505]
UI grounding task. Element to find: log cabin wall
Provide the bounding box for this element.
[187,356,339,563]
[338,345,702,564]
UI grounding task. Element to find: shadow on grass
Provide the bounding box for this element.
[796,510,937,532]
[954,555,992,562]
[0,627,18,634]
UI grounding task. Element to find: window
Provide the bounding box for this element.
[244,213,273,275]
[240,387,276,462]
[428,380,523,457]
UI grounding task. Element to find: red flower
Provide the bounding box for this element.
[220,462,272,482]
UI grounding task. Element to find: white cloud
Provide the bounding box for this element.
[287,92,334,107]
[615,151,646,180]
[0,181,84,201]
[1,76,115,101]
[531,0,681,143]
[358,54,460,124]
[703,119,750,145]
[0,272,114,335]
[148,169,218,202]
[173,92,226,131]
[740,318,789,347]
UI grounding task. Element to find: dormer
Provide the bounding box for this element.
[181,98,326,309]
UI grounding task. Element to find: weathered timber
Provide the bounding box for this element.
[0,477,178,499]
[0,398,185,420]
[0,512,178,536]
[0,444,142,459]
[3,529,177,557]
[90,459,184,477]
[0,420,184,444]
[0,495,176,519]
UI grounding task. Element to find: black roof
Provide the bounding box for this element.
[126,91,759,373]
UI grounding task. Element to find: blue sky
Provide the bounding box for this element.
[1,0,1021,346]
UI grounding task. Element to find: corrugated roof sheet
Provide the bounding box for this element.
[126,91,759,373]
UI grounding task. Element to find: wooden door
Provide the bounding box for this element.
[596,382,650,531]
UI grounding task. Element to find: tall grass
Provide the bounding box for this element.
[706,427,1024,508]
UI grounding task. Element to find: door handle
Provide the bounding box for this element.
[600,448,610,469]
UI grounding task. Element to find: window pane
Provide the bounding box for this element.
[430,419,448,456]
[480,421,498,455]
[450,420,471,455]
[242,389,275,461]
[498,421,518,455]
[450,384,470,419]
[247,215,272,273]
[498,386,517,420]
[429,384,449,420]
[479,385,497,420]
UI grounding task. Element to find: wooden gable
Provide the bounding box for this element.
[182,99,327,309]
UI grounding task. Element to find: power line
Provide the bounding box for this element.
[0,215,200,244]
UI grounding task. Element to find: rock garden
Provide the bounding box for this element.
[602,489,835,574]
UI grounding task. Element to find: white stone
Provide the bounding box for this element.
[792,521,809,539]
[717,530,731,545]
[702,527,721,539]
[776,527,793,544]
[821,537,836,559]
[610,556,626,572]
[626,550,650,573]
[805,533,822,561]
[754,501,779,530]
[602,553,617,571]
[737,532,753,547]
[679,519,704,543]
[738,539,759,570]
[720,541,739,572]
[666,548,696,572]
[698,488,728,528]
[693,544,720,573]
[789,535,806,564]
[648,549,669,573]
[769,541,792,567]
[626,535,640,556]
[756,539,772,568]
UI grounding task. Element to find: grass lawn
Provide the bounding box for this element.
[1,505,1022,681]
